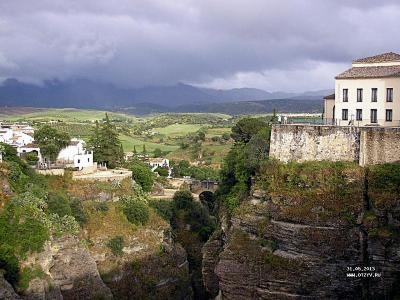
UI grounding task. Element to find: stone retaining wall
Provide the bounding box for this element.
[270,124,400,166]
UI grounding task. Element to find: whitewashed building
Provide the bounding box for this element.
[0,128,13,144]
[17,143,42,162]
[13,132,34,147]
[73,151,94,170]
[149,158,170,171]
[57,138,94,170]
[57,139,86,163]
[324,52,400,126]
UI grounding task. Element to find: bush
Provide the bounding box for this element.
[127,160,154,193]
[95,202,109,212]
[149,200,173,221]
[46,192,72,217]
[107,236,124,256]
[25,152,39,165]
[155,166,169,177]
[70,199,88,226]
[172,190,194,210]
[17,265,45,291]
[121,196,150,225]
[0,247,20,285]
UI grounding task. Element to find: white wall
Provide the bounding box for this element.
[73,151,93,170]
[335,77,400,126]
[14,132,34,146]
[17,146,43,162]
[0,129,13,143]
[57,141,84,162]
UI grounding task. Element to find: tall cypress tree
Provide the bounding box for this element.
[88,114,124,168]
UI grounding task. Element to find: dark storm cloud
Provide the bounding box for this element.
[0,0,399,91]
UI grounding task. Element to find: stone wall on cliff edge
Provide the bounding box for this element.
[269,124,400,166]
[359,127,400,166]
[269,124,360,163]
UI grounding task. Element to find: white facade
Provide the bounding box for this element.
[57,139,85,163]
[17,144,43,162]
[0,128,13,144]
[329,52,400,127]
[149,158,169,169]
[13,132,34,146]
[0,125,35,147]
[73,151,94,170]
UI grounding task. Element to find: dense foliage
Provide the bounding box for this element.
[34,125,70,162]
[171,160,219,181]
[126,159,155,192]
[217,118,271,212]
[121,194,150,226]
[0,149,81,286]
[107,236,125,256]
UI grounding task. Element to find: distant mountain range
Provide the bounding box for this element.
[0,78,332,114]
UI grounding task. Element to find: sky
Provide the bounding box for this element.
[0,0,400,92]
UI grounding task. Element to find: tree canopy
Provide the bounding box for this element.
[230,118,267,143]
[34,125,70,162]
[88,114,124,169]
[126,159,154,192]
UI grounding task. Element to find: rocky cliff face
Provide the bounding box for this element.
[203,162,400,299]
[15,228,191,300]
[20,236,113,300]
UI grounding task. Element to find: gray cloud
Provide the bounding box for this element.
[0,0,400,91]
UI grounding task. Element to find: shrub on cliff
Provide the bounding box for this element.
[126,159,154,193]
[217,119,271,213]
[107,236,124,256]
[121,195,150,225]
[368,163,400,210]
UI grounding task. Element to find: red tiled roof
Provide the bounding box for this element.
[20,143,39,148]
[353,52,400,64]
[336,65,400,79]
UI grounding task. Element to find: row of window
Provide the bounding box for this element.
[342,109,393,123]
[343,88,393,102]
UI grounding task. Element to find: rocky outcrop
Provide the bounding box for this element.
[202,230,224,298]
[0,272,20,300]
[98,230,192,300]
[204,162,400,299]
[22,236,113,300]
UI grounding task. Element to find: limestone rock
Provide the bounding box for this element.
[0,272,20,300]
[23,236,113,300]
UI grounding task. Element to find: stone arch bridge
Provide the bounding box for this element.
[189,180,219,194]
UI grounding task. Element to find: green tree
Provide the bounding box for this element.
[230,118,267,143]
[88,114,124,168]
[34,125,70,163]
[155,166,169,177]
[218,119,271,212]
[127,159,154,192]
[153,148,162,158]
[121,195,150,225]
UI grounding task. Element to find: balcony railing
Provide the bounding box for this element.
[324,119,400,127]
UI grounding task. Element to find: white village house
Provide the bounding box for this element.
[56,138,94,170]
[148,157,170,171]
[0,123,94,170]
[324,52,400,126]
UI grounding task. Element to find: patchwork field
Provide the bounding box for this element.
[152,124,205,137]
[0,108,138,123]
[0,108,235,166]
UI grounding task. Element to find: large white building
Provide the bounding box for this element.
[57,138,94,170]
[324,52,400,126]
